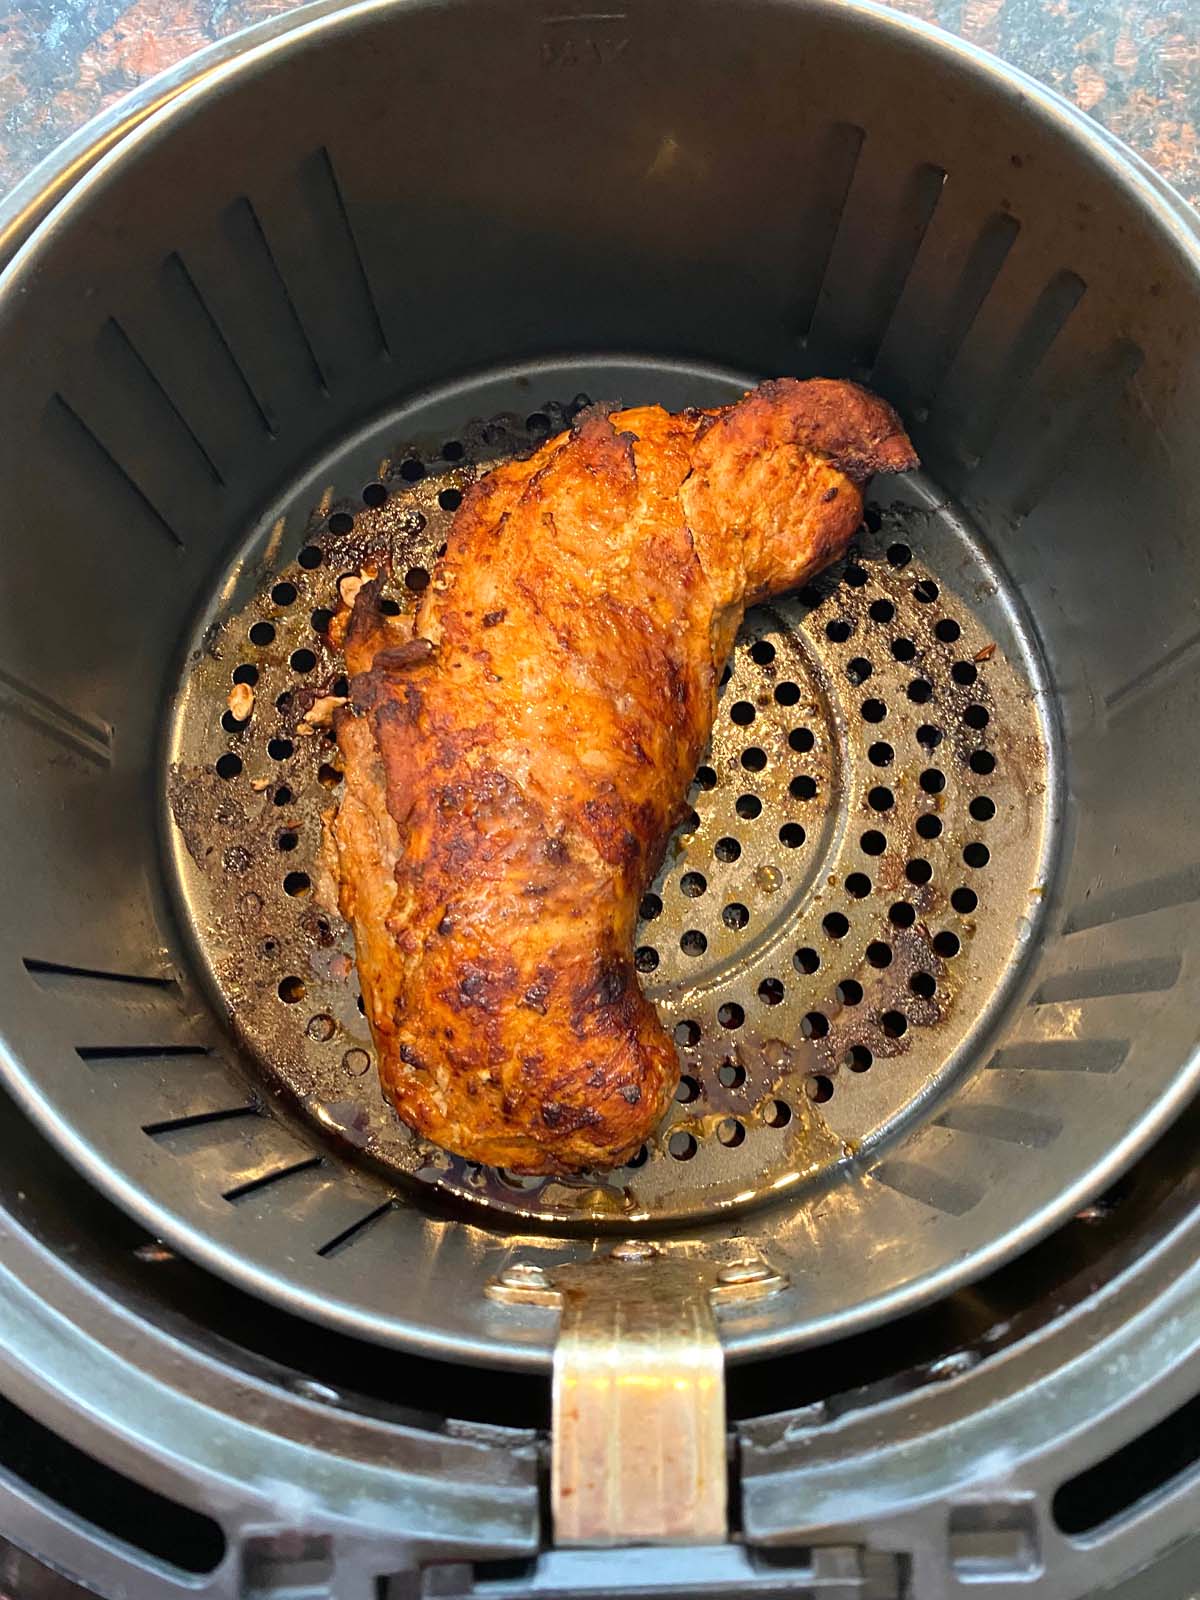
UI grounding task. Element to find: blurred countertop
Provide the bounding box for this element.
[0,0,1196,205]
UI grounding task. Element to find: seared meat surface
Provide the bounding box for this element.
[333,380,917,1173]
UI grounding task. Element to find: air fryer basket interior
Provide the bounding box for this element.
[0,0,1198,1370]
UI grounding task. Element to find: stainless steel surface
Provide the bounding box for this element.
[0,1069,1197,1595]
[528,1249,726,1547]
[12,330,1090,1365]
[0,0,1195,1377]
[739,1101,1200,1599]
[486,1242,787,1545]
[417,1544,905,1596]
[0,0,1198,1590]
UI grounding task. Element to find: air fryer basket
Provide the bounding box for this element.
[1,0,1198,1389]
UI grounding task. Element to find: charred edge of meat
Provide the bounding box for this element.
[727,377,919,484]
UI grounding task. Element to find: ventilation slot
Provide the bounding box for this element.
[55,308,232,545]
[228,196,328,394]
[1005,338,1143,518]
[987,1039,1128,1074]
[1106,625,1200,721]
[24,958,175,993]
[0,1390,225,1574]
[871,1158,981,1216]
[873,208,1020,420]
[148,250,276,462]
[224,1154,323,1203]
[935,1102,1061,1149]
[46,394,182,549]
[0,665,112,766]
[96,317,225,486]
[305,147,389,361]
[1063,863,1200,935]
[856,162,947,374]
[77,1044,207,1062]
[950,1503,1040,1577]
[146,1106,315,1203]
[1033,955,1180,1005]
[805,145,946,373]
[243,148,392,395]
[178,197,332,431]
[143,1104,259,1136]
[1054,1390,1200,1535]
[944,269,1087,467]
[792,123,865,342]
[316,1199,395,1258]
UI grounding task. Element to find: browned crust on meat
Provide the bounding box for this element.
[709,377,920,484]
[333,379,917,1172]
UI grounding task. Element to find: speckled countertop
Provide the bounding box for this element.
[0,0,1196,204]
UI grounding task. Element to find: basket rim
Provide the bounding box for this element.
[1,0,1198,1372]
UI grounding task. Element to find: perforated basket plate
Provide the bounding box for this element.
[167,365,1054,1229]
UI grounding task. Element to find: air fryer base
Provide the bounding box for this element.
[0,1077,1197,1597]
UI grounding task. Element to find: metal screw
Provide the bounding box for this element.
[291,1377,341,1405]
[610,1240,657,1263]
[926,1350,979,1381]
[133,1241,175,1265]
[716,1258,773,1286]
[497,1261,550,1290]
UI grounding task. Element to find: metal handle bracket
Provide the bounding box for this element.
[486,1243,787,1547]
